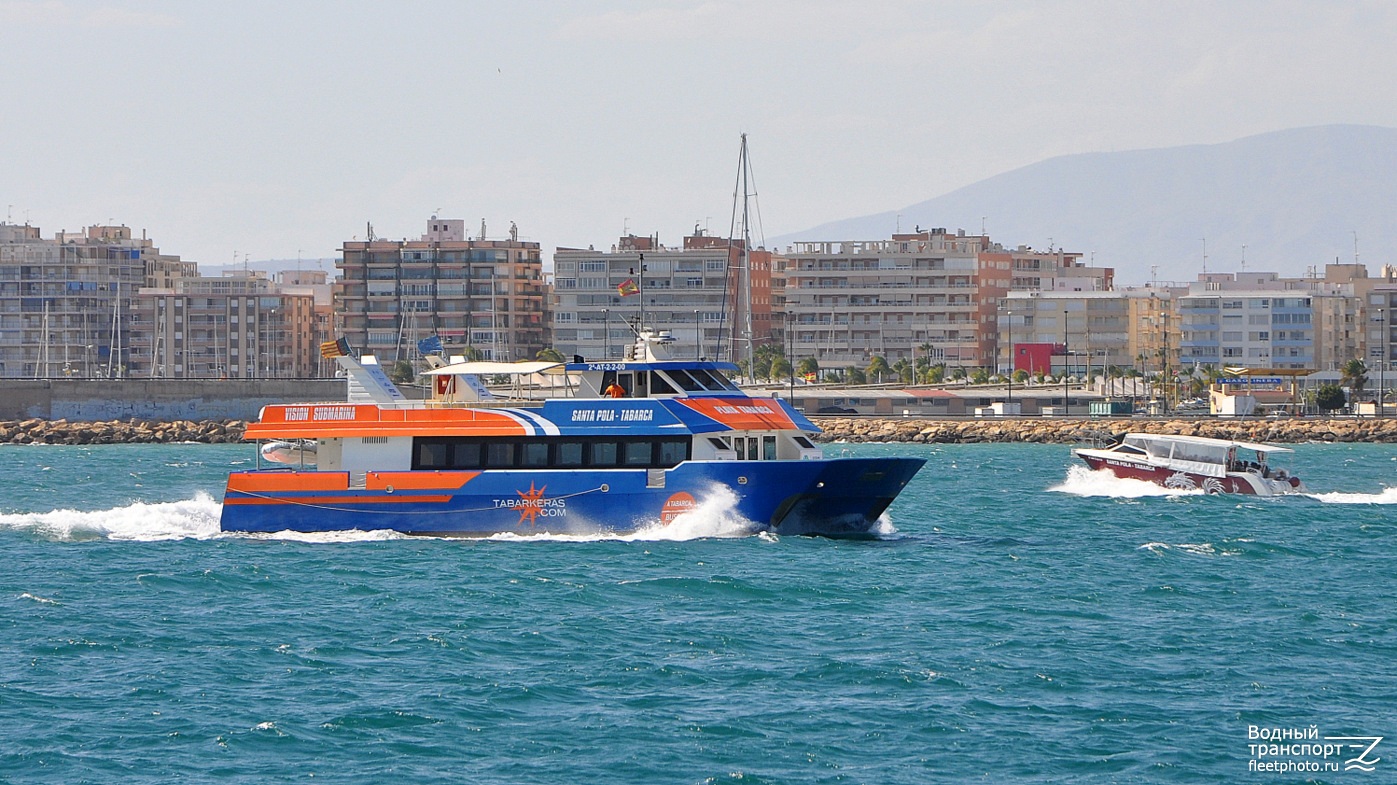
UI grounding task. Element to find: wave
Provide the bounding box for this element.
[0,494,224,542]
[0,482,902,544]
[1306,486,1397,505]
[1050,465,1202,498]
[486,484,765,543]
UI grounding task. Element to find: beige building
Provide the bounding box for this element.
[337,218,546,361]
[0,223,193,378]
[131,270,326,379]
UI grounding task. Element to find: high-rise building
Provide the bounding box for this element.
[337,218,546,361]
[130,270,323,378]
[550,232,776,364]
[0,223,193,378]
[784,229,1111,374]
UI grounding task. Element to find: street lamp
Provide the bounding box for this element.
[1379,307,1386,420]
[1005,309,1013,410]
[602,308,610,359]
[1160,311,1169,414]
[1063,309,1069,415]
[786,312,795,401]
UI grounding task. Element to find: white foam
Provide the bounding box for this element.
[1051,465,1202,497]
[0,494,224,542]
[485,484,763,543]
[1306,487,1397,505]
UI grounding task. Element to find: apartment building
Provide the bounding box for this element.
[1000,290,1134,377]
[130,270,325,379]
[784,229,1111,373]
[337,218,546,361]
[550,232,776,363]
[0,223,193,378]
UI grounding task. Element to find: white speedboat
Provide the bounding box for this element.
[1074,433,1305,495]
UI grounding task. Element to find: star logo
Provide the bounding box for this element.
[516,482,547,526]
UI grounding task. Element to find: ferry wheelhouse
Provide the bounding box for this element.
[1073,433,1305,495]
[220,331,926,537]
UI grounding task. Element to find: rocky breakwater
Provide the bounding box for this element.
[0,419,248,445]
[811,417,1397,445]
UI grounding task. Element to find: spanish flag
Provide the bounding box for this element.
[617,278,639,297]
[320,337,351,358]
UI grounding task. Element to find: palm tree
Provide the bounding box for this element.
[867,355,890,384]
[796,357,820,379]
[536,347,566,363]
[1342,359,1368,401]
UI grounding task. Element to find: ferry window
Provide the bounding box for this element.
[707,436,732,451]
[555,441,584,467]
[589,441,618,467]
[689,369,723,390]
[667,369,705,391]
[763,435,777,460]
[623,440,653,466]
[650,372,677,395]
[657,439,689,467]
[746,438,759,461]
[793,436,816,449]
[521,442,549,467]
[732,436,746,460]
[452,441,485,468]
[485,442,515,468]
[617,372,634,396]
[418,441,449,468]
[633,372,648,398]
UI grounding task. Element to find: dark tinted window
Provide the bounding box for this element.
[520,442,548,467]
[485,442,515,468]
[622,440,653,466]
[555,441,584,467]
[589,441,618,467]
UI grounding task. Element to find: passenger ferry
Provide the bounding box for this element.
[220,331,926,537]
[1073,432,1305,495]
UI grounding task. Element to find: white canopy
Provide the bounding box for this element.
[422,361,565,376]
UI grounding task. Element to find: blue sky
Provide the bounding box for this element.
[3,0,1396,272]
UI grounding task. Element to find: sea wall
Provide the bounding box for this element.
[0,379,344,421]
[0,419,247,445]
[811,417,1397,444]
[1,415,1394,446]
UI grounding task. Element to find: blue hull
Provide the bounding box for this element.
[220,457,926,538]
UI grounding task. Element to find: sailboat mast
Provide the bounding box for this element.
[740,135,754,380]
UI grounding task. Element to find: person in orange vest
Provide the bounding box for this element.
[605,381,626,398]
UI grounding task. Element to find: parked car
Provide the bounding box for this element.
[816,406,858,415]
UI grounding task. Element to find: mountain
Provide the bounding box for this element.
[771,125,1397,285]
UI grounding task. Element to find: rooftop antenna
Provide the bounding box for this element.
[366,222,376,241]
[1201,237,1207,274]
[1353,230,1359,264]
[1151,265,1158,287]
[896,213,902,233]
[1240,244,1247,272]
[478,218,486,240]
[981,216,986,236]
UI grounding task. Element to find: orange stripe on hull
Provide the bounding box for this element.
[223,494,454,507]
[245,405,533,440]
[226,472,350,492]
[365,471,478,490]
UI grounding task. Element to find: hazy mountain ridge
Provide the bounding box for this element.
[773,125,1397,284]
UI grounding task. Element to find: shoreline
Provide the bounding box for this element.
[1,416,1395,445]
[811,416,1397,444]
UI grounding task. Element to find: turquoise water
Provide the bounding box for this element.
[1,441,1394,784]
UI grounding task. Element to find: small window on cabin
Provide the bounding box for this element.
[623,440,653,466]
[555,441,584,467]
[485,442,515,468]
[746,439,759,461]
[657,439,689,467]
[763,435,777,461]
[633,372,648,398]
[520,442,549,467]
[650,372,677,395]
[589,441,618,467]
[706,369,738,390]
[418,441,448,468]
[793,436,816,449]
[668,369,705,391]
[452,441,485,468]
[707,436,732,452]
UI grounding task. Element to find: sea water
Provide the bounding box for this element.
[1,441,1393,784]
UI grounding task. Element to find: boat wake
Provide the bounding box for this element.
[0,494,225,542]
[1305,487,1397,505]
[487,484,765,542]
[1050,465,1203,498]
